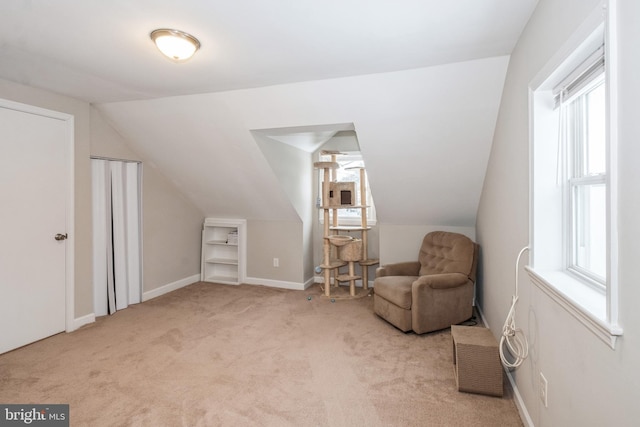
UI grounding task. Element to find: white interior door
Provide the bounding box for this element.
[0,103,68,354]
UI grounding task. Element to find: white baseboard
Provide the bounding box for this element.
[142,274,200,302]
[303,277,315,289]
[475,304,533,427]
[475,303,490,328]
[68,274,200,331]
[244,277,307,290]
[70,312,96,332]
[505,368,534,427]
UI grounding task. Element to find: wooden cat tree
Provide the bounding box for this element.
[314,151,378,298]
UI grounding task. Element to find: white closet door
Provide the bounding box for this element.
[91,159,141,316]
[125,162,142,305]
[110,161,129,311]
[91,159,112,317]
[0,105,67,354]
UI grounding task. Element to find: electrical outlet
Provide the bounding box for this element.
[539,372,548,407]
[273,258,279,268]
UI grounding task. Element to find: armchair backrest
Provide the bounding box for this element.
[418,231,478,282]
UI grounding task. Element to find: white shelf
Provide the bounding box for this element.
[205,239,238,246]
[201,218,246,285]
[204,274,239,284]
[205,257,238,265]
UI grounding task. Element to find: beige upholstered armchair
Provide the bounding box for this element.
[373,231,478,334]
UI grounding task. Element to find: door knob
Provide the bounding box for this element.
[55,233,68,241]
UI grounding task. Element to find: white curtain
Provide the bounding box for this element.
[91,159,142,316]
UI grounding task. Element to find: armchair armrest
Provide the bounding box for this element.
[412,272,471,290]
[376,261,421,278]
[411,272,475,334]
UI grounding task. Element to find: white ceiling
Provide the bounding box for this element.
[0,0,537,103]
[0,1,538,227]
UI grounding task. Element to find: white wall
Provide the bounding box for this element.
[476,0,640,425]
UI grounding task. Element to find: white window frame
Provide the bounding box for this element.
[528,0,621,348]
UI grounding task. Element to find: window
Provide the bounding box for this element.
[529,1,621,348]
[317,151,376,225]
[563,71,606,287]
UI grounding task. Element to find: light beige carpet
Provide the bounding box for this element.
[0,282,523,426]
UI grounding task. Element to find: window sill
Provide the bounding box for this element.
[526,267,623,349]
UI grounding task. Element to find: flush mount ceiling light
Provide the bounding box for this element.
[150,29,200,62]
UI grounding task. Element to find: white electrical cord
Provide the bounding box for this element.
[499,246,529,369]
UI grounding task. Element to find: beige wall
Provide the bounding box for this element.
[0,78,93,317]
[247,220,303,284]
[90,108,204,292]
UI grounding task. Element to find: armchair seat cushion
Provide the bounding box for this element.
[373,276,417,309]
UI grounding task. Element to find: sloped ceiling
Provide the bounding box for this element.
[0,1,536,226]
[96,55,509,224]
[253,124,355,154]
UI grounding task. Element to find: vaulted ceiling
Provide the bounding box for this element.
[0,0,538,226]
